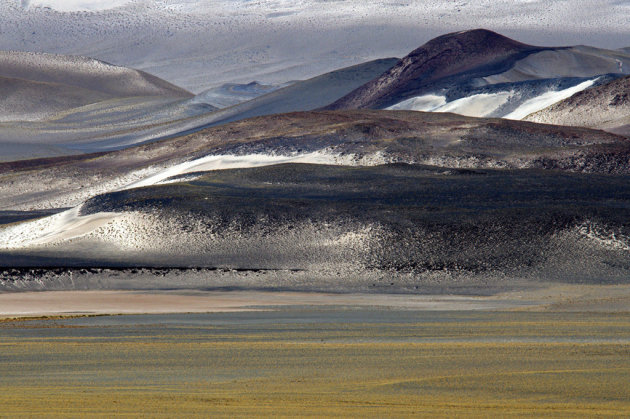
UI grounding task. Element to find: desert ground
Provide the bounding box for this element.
[1,304,630,417]
[0,286,629,417]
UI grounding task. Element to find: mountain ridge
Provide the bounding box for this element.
[326,29,544,110]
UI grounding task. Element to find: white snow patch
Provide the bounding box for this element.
[386,94,447,111]
[26,0,133,11]
[0,207,122,249]
[124,150,390,189]
[434,92,513,117]
[388,92,512,118]
[387,80,598,121]
[504,78,598,120]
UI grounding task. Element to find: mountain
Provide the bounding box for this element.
[0,51,191,98]
[1,109,628,212]
[0,50,192,123]
[191,81,290,109]
[327,29,539,110]
[177,58,400,130]
[4,1,630,93]
[1,108,630,284]
[325,30,630,116]
[525,75,630,136]
[0,57,397,161]
[0,75,114,122]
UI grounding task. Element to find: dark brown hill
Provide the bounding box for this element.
[326,29,542,110]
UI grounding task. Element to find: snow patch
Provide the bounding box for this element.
[387,79,598,121]
[0,207,122,249]
[26,0,133,11]
[504,78,598,120]
[388,92,512,117]
[124,150,390,189]
[386,94,446,111]
[434,92,513,117]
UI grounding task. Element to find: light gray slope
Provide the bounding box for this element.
[191,82,289,109]
[0,50,193,128]
[525,75,630,136]
[190,58,400,126]
[0,95,214,161]
[0,58,399,157]
[484,45,630,84]
[0,75,113,122]
[0,51,192,98]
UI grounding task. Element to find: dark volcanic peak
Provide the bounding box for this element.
[326,29,540,110]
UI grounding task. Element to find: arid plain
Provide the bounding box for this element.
[2,305,630,417]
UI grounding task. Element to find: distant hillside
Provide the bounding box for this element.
[525,75,630,136]
[326,29,542,110]
[0,50,192,121]
[326,29,630,113]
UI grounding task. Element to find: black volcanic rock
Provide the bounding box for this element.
[326,29,543,110]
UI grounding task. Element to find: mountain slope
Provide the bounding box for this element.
[0,75,114,122]
[2,163,630,287]
[525,75,630,136]
[0,50,193,124]
[326,29,630,113]
[326,29,542,110]
[0,58,397,161]
[0,51,192,98]
[1,110,628,212]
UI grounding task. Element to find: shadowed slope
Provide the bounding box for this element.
[2,163,630,286]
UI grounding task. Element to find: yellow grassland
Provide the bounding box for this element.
[1,312,630,417]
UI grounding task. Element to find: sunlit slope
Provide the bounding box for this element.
[0,58,396,160]
[0,50,192,122]
[327,30,630,123]
[526,75,630,136]
[1,110,628,212]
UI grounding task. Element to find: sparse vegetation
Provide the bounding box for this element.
[1,310,629,417]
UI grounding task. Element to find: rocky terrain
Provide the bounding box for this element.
[1,163,629,289]
[1,109,628,212]
[1,28,629,291]
[325,30,630,120]
[526,75,630,136]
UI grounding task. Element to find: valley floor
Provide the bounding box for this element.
[1,290,630,417]
[1,283,630,318]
